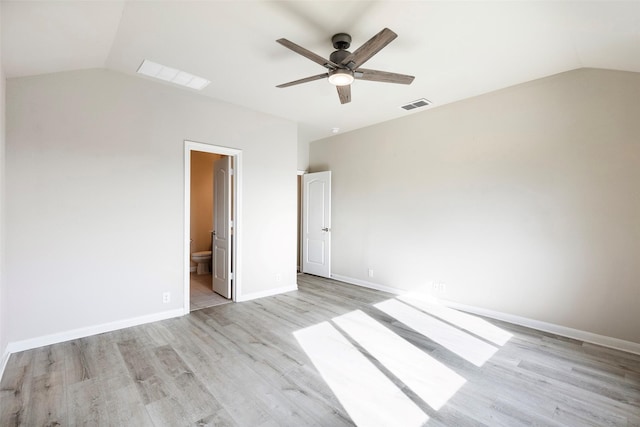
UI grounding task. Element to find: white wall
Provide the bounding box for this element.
[6,69,297,344]
[310,68,640,345]
[297,137,309,172]
[0,3,8,361]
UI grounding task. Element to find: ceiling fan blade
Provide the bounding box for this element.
[277,73,328,88]
[340,28,397,70]
[355,68,415,85]
[277,38,339,70]
[336,85,351,104]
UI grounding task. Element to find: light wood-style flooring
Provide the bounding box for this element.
[190,273,231,311]
[1,274,639,426]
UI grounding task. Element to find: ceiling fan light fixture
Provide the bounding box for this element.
[328,69,354,86]
[276,28,411,103]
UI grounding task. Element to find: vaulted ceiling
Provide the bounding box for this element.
[3,1,640,142]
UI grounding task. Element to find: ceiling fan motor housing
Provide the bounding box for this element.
[330,49,351,65]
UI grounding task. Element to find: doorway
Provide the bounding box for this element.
[184,141,242,315]
[190,151,229,311]
[301,171,332,278]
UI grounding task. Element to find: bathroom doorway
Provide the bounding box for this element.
[184,141,242,314]
[190,151,229,311]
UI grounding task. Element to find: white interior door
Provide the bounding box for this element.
[302,171,331,278]
[213,156,231,298]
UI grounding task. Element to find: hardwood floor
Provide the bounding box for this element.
[1,274,639,426]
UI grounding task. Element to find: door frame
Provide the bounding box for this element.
[184,140,242,314]
[297,170,306,272]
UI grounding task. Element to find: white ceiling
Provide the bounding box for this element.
[3,1,640,142]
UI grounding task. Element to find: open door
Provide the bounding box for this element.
[302,171,331,278]
[213,156,232,298]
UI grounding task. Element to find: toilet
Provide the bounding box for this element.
[192,251,212,275]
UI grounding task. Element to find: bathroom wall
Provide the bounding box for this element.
[190,151,220,262]
[6,68,298,345]
[309,68,640,345]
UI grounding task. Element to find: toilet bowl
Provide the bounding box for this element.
[192,250,212,275]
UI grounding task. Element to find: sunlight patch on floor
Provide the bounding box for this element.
[293,290,515,424]
[398,294,513,346]
[294,321,429,427]
[375,299,498,367]
[333,310,466,410]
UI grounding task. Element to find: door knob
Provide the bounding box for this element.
[321,227,330,232]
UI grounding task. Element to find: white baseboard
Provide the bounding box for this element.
[5,308,184,356]
[331,274,640,356]
[1,284,297,378]
[441,300,640,356]
[236,284,298,302]
[1,348,10,380]
[331,274,407,295]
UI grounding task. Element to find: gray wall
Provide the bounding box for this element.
[6,69,297,343]
[310,68,640,344]
[0,3,7,360]
[297,138,309,172]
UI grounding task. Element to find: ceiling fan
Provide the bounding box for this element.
[276,28,415,104]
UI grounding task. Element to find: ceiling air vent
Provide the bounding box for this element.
[401,98,431,111]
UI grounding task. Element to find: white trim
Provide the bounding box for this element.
[235,284,298,302]
[1,350,10,380]
[441,300,640,356]
[330,274,640,356]
[5,308,183,355]
[331,274,407,295]
[296,172,304,275]
[184,141,243,313]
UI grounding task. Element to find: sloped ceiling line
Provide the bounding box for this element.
[3,1,640,142]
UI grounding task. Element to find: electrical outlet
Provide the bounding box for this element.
[368,269,374,278]
[162,292,171,304]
